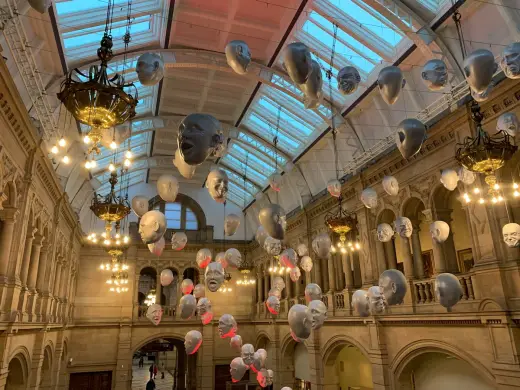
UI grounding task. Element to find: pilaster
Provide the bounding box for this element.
[114,325,133,390]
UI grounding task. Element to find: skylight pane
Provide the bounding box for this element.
[56,0,128,15]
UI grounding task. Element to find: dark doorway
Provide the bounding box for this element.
[69,371,112,390]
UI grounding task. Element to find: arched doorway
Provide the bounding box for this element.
[6,353,28,390]
[183,267,200,285]
[323,340,373,389]
[402,197,429,278]
[40,346,53,389]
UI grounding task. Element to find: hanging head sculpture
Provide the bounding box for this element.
[352,289,370,317]
[206,169,229,203]
[264,236,282,256]
[435,273,463,311]
[378,269,407,305]
[218,314,238,338]
[282,42,313,85]
[312,233,331,259]
[440,169,459,191]
[394,217,413,238]
[288,304,312,341]
[224,214,241,236]
[360,187,378,209]
[496,112,520,137]
[308,299,327,330]
[463,49,497,94]
[377,223,394,243]
[197,297,214,325]
[230,335,243,352]
[327,179,341,198]
[139,210,166,244]
[500,42,520,79]
[241,344,255,366]
[421,59,448,91]
[395,118,426,159]
[178,113,224,166]
[300,256,313,273]
[367,285,387,315]
[337,66,361,95]
[377,66,406,105]
[173,148,197,179]
[136,53,164,86]
[184,330,202,355]
[430,221,450,243]
[225,40,251,75]
[131,195,148,217]
[301,59,323,109]
[171,231,188,251]
[266,295,281,315]
[259,204,287,240]
[230,357,248,383]
[205,262,225,292]
[146,304,163,326]
[304,283,322,303]
[179,294,197,320]
[157,174,179,202]
[196,248,212,269]
[502,223,520,248]
[382,175,399,196]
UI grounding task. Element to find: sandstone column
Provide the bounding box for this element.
[374,232,387,275]
[155,274,162,305]
[399,236,415,279]
[35,245,50,292]
[26,234,44,290]
[384,238,398,269]
[327,254,336,293]
[342,252,354,289]
[19,228,37,285]
[0,208,18,277]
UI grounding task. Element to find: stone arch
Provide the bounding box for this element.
[280,333,309,386]
[6,348,30,390]
[131,333,185,355]
[254,331,271,350]
[376,208,396,224]
[2,181,17,208]
[182,267,200,285]
[40,345,53,389]
[401,196,426,220]
[149,193,207,228]
[478,298,503,312]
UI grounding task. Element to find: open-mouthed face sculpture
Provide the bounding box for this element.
[178,113,223,166]
[264,236,282,256]
[288,304,312,340]
[179,294,196,319]
[296,243,308,257]
[361,187,378,209]
[241,343,255,366]
[300,256,313,272]
[382,175,399,196]
[181,279,194,295]
[28,0,52,14]
[225,248,242,269]
[377,66,406,105]
[196,248,212,269]
[435,273,463,310]
[269,173,283,192]
[282,42,312,85]
[290,266,301,282]
[305,283,322,303]
[312,233,331,259]
[173,148,197,179]
[160,269,174,287]
[206,169,229,203]
[157,174,179,202]
[259,204,287,240]
[497,112,519,137]
[464,49,497,94]
[327,179,341,198]
[197,297,213,325]
[171,231,188,251]
[266,370,274,386]
[148,237,165,256]
[280,248,297,269]
[377,223,394,242]
[308,299,327,330]
[368,286,387,315]
[503,223,520,248]
[352,290,370,317]
[230,357,248,383]
[266,296,281,315]
[136,53,164,86]
[394,217,413,238]
[131,195,148,217]
[500,42,520,79]
[379,269,407,305]
[458,167,476,185]
[146,304,163,325]
[230,335,243,352]
[184,330,202,355]
[193,283,205,299]
[273,276,286,291]
[257,369,268,388]
[225,40,251,75]
[421,59,448,91]
[440,169,459,191]
[224,214,240,236]
[301,59,323,109]
[256,226,268,247]
[205,262,225,292]
[268,288,281,299]
[139,210,166,244]
[218,314,238,338]
[430,221,450,243]
[395,118,426,159]
[337,66,361,95]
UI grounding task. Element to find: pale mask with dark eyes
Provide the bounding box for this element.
[500,42,520,79]
[178,113,223,166]
[337,66,361,95]
[503,223,520,248]
[463,49,497,94]
[206,169,229,203]
[205,262,225,292]
[421,59,448,91]
[136,53,164,86]
[377,66,406,105]
[225,40,251,75]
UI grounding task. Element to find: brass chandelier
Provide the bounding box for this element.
[90,171,131,230]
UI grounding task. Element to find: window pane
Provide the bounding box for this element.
[167,220,181,229]
[165,210,181,220]
[186,221,198,230]
[166,203,181,211]
[186,209,197,222]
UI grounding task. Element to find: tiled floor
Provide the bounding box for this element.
[131,363,174,390]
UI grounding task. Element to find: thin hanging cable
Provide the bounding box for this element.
[243,152,249,268]
[121,0,133,84]
[327,23,340,182]
[274,106,281,204]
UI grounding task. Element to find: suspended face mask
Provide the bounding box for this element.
[224,214,240,236]
[181,279,194,295]
[257,369,268,388]
[240,344,256,367]
[131,195,148,217]
[300,256,313,272]
[264,237,282,256]
[173,148,197,179]
[280,248,297,269]
[179,294,197,320]
[215,252,227,268]
[171,232,188,251]
[497,112,519,137]
[205,262,225,292]
[160,269,174,287]
[224,248,242,269]
[308,299,327,330]
[337,66,361,95]
[184,330,202,355]
[395,118,426,159]
[503,223,520,248]
[304,283,322,303]
[352,290,370,317]
[28,0,52,14]
[312,233,331,259]
[206,169,229,203]
[500,42,520,79]
[471,83,493,102]
[377,223,394,243]
[136,53,164,86]
[282,42,313,85]
[301,59,323,109]
[249,352,263,374]
[377,66,406,105]
[464,49,497,94]
[193,283,205,299]
[230,357,248,383]
[256,349,267,367]
[272,276,286,291]
[378,269,407,306]
[440,169,459,191]
[394,217,413,238]
[288,304,312,341]
[139,211,166,244]
[266,296,280,315]
[290,267,301,282]
[296,243,308,257]
[225,40,251,75]
[435,273,463,310]
[361,187,378,209]
[327,179,341,198]
[197,297,213,325]
[218,314,238,338]
[268,288,281,299]
[457,167,476,185]
[368,286,387,315]
[269,173,283,192]
[256,226,269,248]
[196,248,212,269]
[266,370,274,386]
[382,176,399,196]
[421,59,448,91]
[178,113,223,166]
[259,204,287,240]
[430,221,450,243]
[146,304,163,326]
[157,174,179,202]
[148,237,165,256]
[229,335,243,352]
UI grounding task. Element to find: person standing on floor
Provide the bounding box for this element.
[146,379,156,390]
[149,363,154,380]
[153,363,158,379]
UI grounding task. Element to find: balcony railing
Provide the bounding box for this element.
[413,273,476,305]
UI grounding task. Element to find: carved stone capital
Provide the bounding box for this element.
[421,209,433,223]
[0,207,19,222]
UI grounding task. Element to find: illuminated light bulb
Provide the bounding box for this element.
[347,241,353,247]
[473,188,480,194]
[514,191,519,197]
[110,287,115,292]
[62,155,70,164]
[355,243,361,250]
[331,246,337,253]
[90,160,97,168]
[494,184,500,190]
[51,145,59,154]
[124,159,131,168]
[514,183,519,190]
[101,232,107,238]
[92,238,98,243]
[85,161,91,169]
[123,236,129,244]
[340,247,347,254]
[268,267,273,272]
[115,233,120,239]
[110,141,117,150]
[99,264,104,270]
[498,196,504,202]
[463,193,469,199]
[116,240,121,245]
[492,197,498,204]
[125,150,133,159]
[109,164,115,172]
[58,137,66,147]
[104,239,110,245]
[83,136,91,144]
[286,267,291,273]
[465,197,471,204]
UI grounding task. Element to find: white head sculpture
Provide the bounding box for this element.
[337,66,361,95]
[280,248,297,269]
[139,210,166,244]
[28,0,52,14]
[205,262,225,292]
[367,286,387,315]
[272,276,286,291]
[497,112,519,137]
[421,59,448,91]
[361,187,378,209]
[178,113,223,166]
[430,221,450,243]
[224,214,240,236]
[259,204,287,240]
[301,59,323,109]
[197,297,213,325]
[206,169,229,203]
[440,169,459,191]
[312,233,331,259]
[266,370,274,386]
[268,288,281,299]
[268,173,283,192]
[471,84,493,102]
[266,296,280,315]
[218,314,238,338]
[457,167,476,185]
[196,248,212,269]
[179,294,196,319]
[193,283,205,299]
[288,304,312,341]
[136,53,164,86]
[160,269,174,287]
[224,248,242,269]
[156,174,179,202]
[230,357,248,383]
[181,278,194,295]
[382,176,399,196]
[377,66,406,105]
[184,330,202,355]
[377,223,394,243]
[435,273,463,310]
[463,49,497,94]
[146,304,163,326]
[173,148,197,179]
[215,252,227,268]
[148,237,165,256]
[379,269,407,305]
[290,267,301,282]
[171,231,188,251]
[256,226,269,248]
[500,42,520,79]
[296,243,308,257]
[352,290,370,317]
[131,195,148,217]
[257,369,268,388]
[308,299,327,330]
[264,236,282,256]
[327,179,341,198]
[282,42,312,85]
[394,217,413,238]
[503,223,520,248]
[229,335,243,352]
[250,352,263,373]
[225,40,251,75]
[300,256,313,273]
[256,349,267,368]
[305,283,322,303]
[395,118,426,159]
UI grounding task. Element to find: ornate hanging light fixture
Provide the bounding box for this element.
[218,273,233,293]
[90,171,131,231]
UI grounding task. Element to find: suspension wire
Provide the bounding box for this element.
[327,22,340,181]
[121,0,133,84]
[243,152,249,263]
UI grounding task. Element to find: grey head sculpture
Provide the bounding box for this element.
[394,216,413,238]
[500,42,520,79]
[173,148,197,179]
[193,283,205,299]
[160,269,174,287]
[136,53,164,86]
[196,248,212,269]
[308,299,327,330]
[181,278,194,295]
[269,173,283,192]
[377,223,394,243]
[327,179,341,198]
[230,357,248,383]
[300,256,313,272]
[171,231,188,251]
[382,175,399,196]
[206,169,229,204]
[352,289,370,317]
[225,40,251,75]
[434,273,463,310]
[440,169,459,191]
[131,195,148,217]
[305,283,322,303]
[430,221,450,243]
[218,314,238,338]
[259,204,287,240]
[281,387,293,390]
[179,294,197,319]
[229,335,243,352]
[301,59,323,109]
[224,214,241,236]
[421,59,448,91]
[296,243,308,257]
[256,349,267,368]
[215,252,227,268]
[497,112,519,137]
[360,187,378,209]
[502,223,520,248]
[241,344,255,366]
[197,297,213,325]
[377,66,406,105]
[337,66,361,95]
[280,248,298,269]
[463,49,497,94]
[184,330,202,355]
[139,210,166,244]
[471,83,493,102]
[266,295,281,315]
[290,266,301,282]
[378,269,407,305]
[458,166,476,185]
[264,236,282,256]
[312,233,331,259]
[256,226,269,247]
[367,286,387,315]
[266,370,274,386]
[395,118,426,159]
[178,113,223,166]
[205,262,225,292]
[146,303,163,325]
[28,0,51,14]
[282,42,313,85]
[157,174,179,202]
[224,248,242,268]
[250,352,263,373]
[288,304,312,341]
[148,237,165,256]
[257,369,268,388]
[272,276,286,291]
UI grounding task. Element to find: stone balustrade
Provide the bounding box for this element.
[413,272,476,305]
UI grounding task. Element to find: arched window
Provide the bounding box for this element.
[150,196,199,231]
